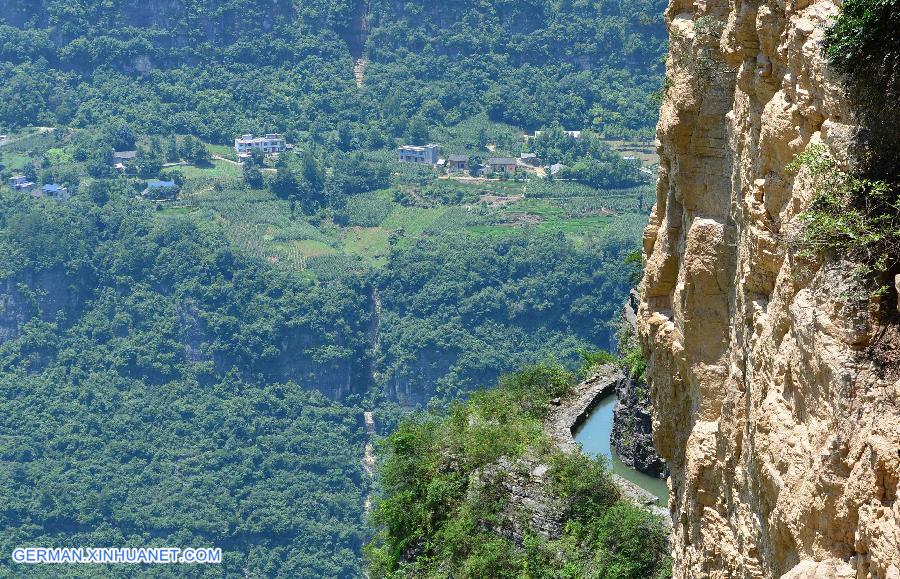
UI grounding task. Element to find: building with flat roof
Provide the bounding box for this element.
[398,144,439,165]
[40,184,70,200]
[9,175,35,191]
[234,134,286,156]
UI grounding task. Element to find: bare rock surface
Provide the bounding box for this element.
[638,0,900,577]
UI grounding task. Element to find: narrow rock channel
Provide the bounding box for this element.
[544,365,670,523]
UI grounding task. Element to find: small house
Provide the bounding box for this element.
[40,184,70,200]
[235,134,286,155]
[113,150,137,162]
[8,175,36,191]
[518,153,540,167]
[549,163,567,176]
[487,157,517,174]
[398,144,439,165]
[142,180,179,199]
[446,154,469,172]
[113,150,138,172]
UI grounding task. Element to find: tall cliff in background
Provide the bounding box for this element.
[638,0,900,577]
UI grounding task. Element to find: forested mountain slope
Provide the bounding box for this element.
[0,190,371,577]
[0,0,667,575]
[0,0,666,141]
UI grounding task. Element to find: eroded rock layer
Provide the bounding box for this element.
[638,0,900,577]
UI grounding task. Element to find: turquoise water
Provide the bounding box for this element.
[573,394,669,506]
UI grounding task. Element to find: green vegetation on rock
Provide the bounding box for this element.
[787,143,900,296]
[366,362,671,578]
[823,0,900,98]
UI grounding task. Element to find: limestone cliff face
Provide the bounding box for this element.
[638,0,900,577]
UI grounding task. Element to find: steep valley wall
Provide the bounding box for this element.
[638,0,900,577]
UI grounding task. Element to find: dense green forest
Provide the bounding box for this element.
[0,0,666,574]
[367,362,671,577]
[0,133,646,574]
[0,190,371,577]
[378,233,638,402]
[0,0,666,142]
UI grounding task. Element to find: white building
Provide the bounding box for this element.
[234,134,286,156]
[8,175,35,191]
[398,144,439,164]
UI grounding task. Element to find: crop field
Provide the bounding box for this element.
[342,190,395,226]
[381,206,446,236]
[174,160,242,180]
[340,227,391,266]
[0,129,59,171]
[429,114,525,156]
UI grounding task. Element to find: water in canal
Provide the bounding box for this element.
[573,394,669,506]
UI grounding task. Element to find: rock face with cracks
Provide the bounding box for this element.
[637,0,900,577]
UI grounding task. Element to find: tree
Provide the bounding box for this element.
[180,136,211,165]
[406,115,430,145]
[86,147,114,178]
[136,146,163,179]
[166,136,180,163]
[244,164,264,189]
[337,122,354,152]
[104,121,136,151]
[272,152,326,214]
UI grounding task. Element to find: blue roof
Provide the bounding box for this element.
[42,184,64,193]
[146,180,177,188]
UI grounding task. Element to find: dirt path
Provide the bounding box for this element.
[212,154,242,166]
[363,410,376,516]
[354,58,367,88]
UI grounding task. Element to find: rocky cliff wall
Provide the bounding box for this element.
[613,289,668,478]
[638,0,900,577]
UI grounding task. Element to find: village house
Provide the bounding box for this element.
[113,150,138,172]
[234,134,286,157]
[8,175,35,191]
[398,144,439,165]
[487,157,518,174]
[39,184,70,200]
[549,163,567,176]
[518,153,540,167]
[142,179,179,199]
[445,154,469,172]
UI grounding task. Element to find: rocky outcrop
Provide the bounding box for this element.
[470,455,566,544]
[612,375,668,478]
[612,289,669,478]
[638,0,900,578]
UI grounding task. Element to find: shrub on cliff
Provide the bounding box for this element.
[788,144,900,298]
[823,0,900,100]
[366,362,672,578]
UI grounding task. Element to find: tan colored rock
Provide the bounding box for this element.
[638,0,900,577]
